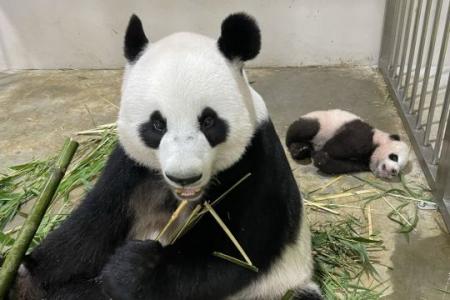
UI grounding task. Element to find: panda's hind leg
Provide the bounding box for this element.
[286,118,319,160]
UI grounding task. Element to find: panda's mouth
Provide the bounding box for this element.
[174,187,203,200]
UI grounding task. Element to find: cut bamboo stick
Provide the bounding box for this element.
[367,204,373,237]
[156,200,188,242]
[169,204,202,244]
[212,252,258,272]
[204,202,254,267]
[318,176,343,193]
[304,200,340,215]
[0,138,79,299]
[311,189,378,201]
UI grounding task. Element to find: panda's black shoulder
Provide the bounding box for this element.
[340,119,373,134]
[338,119,374,141]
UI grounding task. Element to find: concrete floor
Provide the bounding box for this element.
[1,67,449,299]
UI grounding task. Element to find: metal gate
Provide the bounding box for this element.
[379,0,450,230]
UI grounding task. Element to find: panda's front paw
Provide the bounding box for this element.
[289,143,313,160]
[313,151,330,167]
[101,240,162,300]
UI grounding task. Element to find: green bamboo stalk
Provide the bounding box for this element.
[281,289,295,300]
[0,138,78,298]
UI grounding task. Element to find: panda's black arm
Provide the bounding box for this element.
[122,241,260,299]
[321,120,375,160]
[102,189,294,300]
[24,145,148,292]
[102,236,264,300]
[313,151,370,174]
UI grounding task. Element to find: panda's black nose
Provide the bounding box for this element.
[166,173,202,186]
[391,169,398,176]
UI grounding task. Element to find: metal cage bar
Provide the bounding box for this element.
[392,0,408,78]
[404,0,424,101]
[424,1,450,145]
[409,0,433,113]
[435,116,450,227]
[398,0,415,92]
[434,74,450,163]
[416,0,443,129]
[380,0,450,231]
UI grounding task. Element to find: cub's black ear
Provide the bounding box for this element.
[218,13,261,61]
[390,134,400,141]
[124,14,149,63]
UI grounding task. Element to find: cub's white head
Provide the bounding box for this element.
[370,134,410,179]
[118,13,267,201]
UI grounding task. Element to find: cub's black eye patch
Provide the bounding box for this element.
[198,107,228,147]
[390,134,400,141]
[389,153,398,162]
[139,111,167,148]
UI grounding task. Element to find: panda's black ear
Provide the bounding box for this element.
[218,13,261,61]
[390,134,400,141]
[124,14,149,63]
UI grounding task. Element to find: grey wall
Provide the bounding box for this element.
[0,0,387,70]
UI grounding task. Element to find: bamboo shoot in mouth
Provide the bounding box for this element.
[155,173,257,272]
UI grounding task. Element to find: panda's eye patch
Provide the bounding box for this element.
[201,115,216,129]
[389,153,398,162]
[139,110,167,149]
[198,107,228,147]
[151,112,166,133]
[152,119,166,133]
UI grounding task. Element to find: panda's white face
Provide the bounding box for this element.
[370,140,409,179]
[118,26,267,201]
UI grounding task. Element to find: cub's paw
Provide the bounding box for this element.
[289,143,312,160]
[101,240,162,300]
[312,151,330,167]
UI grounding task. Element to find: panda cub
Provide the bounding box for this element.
[14,13,322,300]
[286,109,409,179]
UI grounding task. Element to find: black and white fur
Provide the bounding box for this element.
[14,13,321,300]
[286,109,409,179]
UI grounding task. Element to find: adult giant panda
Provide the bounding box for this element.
[286,109,410,179]
[14,13,321,300]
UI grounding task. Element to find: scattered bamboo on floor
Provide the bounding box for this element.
[384,191,434,204]
[311,189,378,201]
[0,126,118,254]
[367,204,373,237]
[317,175,343,193]
[382,197,416,232]
[76,122,117,135]
[304,200,340,215]
[0,138,78,299]
[312,218,385,299]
